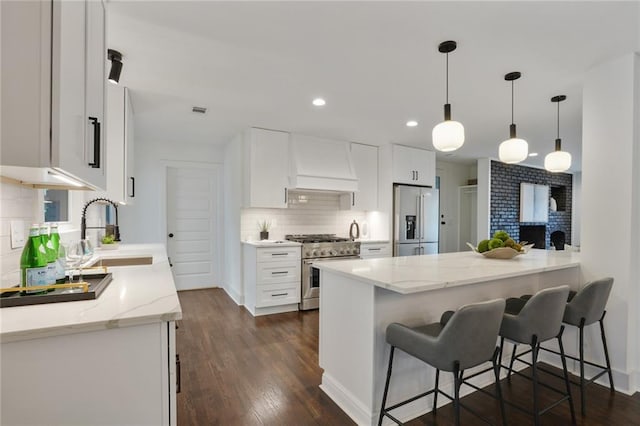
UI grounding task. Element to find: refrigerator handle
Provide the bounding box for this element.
[416,195,422,240]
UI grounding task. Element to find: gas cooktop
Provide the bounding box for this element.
[284,234,350,243]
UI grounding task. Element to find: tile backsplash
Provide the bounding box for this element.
[241,190,385,241]
[0,182,38,287]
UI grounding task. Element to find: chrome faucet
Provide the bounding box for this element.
[81,198,120,241]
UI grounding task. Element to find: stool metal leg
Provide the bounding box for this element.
[530,336,540,426]
[599,312,615,392]
[378,346,395,426]
[558,326,577,425]
[453,362,462,426]
[507,343,518,382]
[492,347,508,426]
[579,319,586,416]
[432,369,440,413]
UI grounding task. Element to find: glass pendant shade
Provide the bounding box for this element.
[432,119,465,152]
[498,137,528,164]
[544,150,571,172]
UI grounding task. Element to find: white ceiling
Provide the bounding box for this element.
[107,1,640,171]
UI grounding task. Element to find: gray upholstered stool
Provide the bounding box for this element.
[519,277,615,416]
[499,285,576,426]
[378,298,506,426]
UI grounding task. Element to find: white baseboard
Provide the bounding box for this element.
[320,372,371,425]
[222,285,244,306]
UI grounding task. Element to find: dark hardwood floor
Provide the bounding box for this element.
[177,288,640,425]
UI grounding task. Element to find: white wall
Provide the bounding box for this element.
[223,134,243,304]
[121,137,224,244]
[476,158,491,244]
[435,160,476,253]
[581,52,639,393]
[571,172,582,247]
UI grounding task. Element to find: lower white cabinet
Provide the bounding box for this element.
[360,241,392,259]
[243,244,301,316]
[1,321,177,426]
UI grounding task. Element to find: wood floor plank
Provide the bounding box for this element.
[177,288,640,425]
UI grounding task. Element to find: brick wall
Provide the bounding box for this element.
[490,160,573,247]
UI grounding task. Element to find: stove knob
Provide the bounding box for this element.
[305,251,311,256]
[345,248,352,254]
[339,249,345,254]
[311,249,319,257]
[320,250,326,256]
[329,249,337,256]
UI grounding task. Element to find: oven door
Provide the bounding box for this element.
[302,256,360,303]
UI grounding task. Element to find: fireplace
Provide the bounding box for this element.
[520,225,546,249]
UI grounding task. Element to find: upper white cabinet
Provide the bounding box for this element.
[101,85,135,204]
[0,0,106,190]
[520,183,549,223]
[243,128,290,209]
[340,143,378,211]
[392,145,436,187]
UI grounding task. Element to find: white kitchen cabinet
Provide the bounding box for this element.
[243,128,290,208]
[1,321,177,426]
[0,0,106,190]
[392,144,436,187]
[520,183,549,223]
[360,241,392,259]
[243,243,301,316]
[101,85,135,204]
[340,143,378,211]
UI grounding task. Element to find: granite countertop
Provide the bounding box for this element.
[0,244,182,343]
[315,249,580,294]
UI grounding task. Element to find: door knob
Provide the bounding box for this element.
[168,233,174,238]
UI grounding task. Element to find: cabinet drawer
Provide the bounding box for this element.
[257,261,300,284]
[256,247,300,261]
[360,243,391,259]
[256,283,300,308]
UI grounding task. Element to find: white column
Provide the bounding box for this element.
[581,53,640,393]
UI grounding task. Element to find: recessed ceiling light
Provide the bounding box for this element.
[529,152,539,157]
[406,120,418,127]
[312,98,326,107]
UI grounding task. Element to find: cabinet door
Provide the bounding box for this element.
[244,128,290,208]
[125,88,136,204]
[392,145,436,187]
[342,143,378,211]
[51,0,88,181]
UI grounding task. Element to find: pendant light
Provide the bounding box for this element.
[544,95,572,172]
[432,40,464,152]
[498,72,528,163]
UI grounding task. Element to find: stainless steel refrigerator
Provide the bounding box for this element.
[393,184,439,256]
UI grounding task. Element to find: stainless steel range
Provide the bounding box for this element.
[285,234,360,310]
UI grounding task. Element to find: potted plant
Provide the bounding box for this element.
[100,234,119,250]
[258,220,271,240]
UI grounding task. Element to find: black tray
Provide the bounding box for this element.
[0,273,113,308]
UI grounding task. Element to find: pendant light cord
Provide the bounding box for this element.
[445,52,449,104]
[557,100,560,139]
[511,80,514,125]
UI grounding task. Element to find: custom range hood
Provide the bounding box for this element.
[289,134,358,192]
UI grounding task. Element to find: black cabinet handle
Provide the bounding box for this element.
[176,354,181,393]
[284,188,288,204]
[271,252,288,256]
[367,248,381,251]
[352,193,355,206]
[272,293,288,297]
[168,233,174,238]
[271,271,288,275]
[416,170,419,180]
[88,117,100,168]
[129,176,135,198]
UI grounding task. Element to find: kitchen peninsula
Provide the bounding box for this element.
[0,244,181,426]
[316,249,580,425]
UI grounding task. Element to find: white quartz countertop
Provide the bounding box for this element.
[315,249,580,294]
[242,240,301,247]
[358,240,390,244]
[0,244,182,343]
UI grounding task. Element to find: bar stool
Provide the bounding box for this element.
[517,277,615,416]
[378,298,507,426]
[499,285,576,426]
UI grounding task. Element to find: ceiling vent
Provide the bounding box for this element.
[192,106,207,114]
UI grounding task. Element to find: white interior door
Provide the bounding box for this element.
[166,166,219,291]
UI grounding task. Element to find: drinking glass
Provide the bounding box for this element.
[63,242,83,292]
[77,239,94,283]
